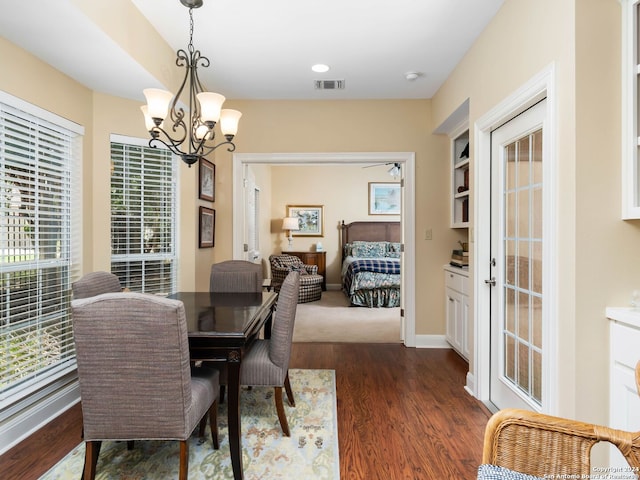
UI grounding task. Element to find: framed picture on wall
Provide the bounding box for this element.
[199,206,215,248]
[199,158,215,202]
[368,182,401,215]
[287,205,324,237]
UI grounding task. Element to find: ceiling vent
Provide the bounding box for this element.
[314,79,345,90]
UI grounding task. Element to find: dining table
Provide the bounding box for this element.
[168,290,278,480]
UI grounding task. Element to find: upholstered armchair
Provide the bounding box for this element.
[241,271,300,436]
[269,254,323,303]
[71,292,220,480]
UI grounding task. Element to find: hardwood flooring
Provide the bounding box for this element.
[0,343,492,480]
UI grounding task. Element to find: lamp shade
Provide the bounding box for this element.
[197,92,226,123]
[143,88,173,121]
[220,109,242,137]
[282,217,299,231]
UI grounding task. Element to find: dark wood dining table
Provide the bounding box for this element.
[168,290,278,480]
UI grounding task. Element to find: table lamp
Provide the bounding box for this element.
[282,217,299,251]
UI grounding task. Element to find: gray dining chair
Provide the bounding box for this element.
[72,271,123,299]
[210,260,263,293]
[240,271,300,436]
[71,292,220,480]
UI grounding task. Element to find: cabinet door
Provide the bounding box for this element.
[446,288,463,353]
[461,293,470,360]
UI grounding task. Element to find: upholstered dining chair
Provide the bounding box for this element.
[240,271,300,436]
[210,260,263,293]
[72,271,123,299]
[71,292,220,480]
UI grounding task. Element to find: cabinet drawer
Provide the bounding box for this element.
[445,270,464,293]
[611,322,640,369]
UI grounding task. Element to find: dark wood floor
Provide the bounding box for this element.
[0,343,492,480]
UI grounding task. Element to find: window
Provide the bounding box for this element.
[0,91,82,413]
[622,0,640,218]
[110,135,177,295]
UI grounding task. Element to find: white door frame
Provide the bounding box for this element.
[232,152,416,347]
[474,64,559,414]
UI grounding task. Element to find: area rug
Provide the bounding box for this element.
[40,369,338,480]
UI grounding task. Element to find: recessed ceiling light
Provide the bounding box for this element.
[312,64,330,73]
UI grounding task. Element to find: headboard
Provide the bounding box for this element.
[340,220,401,257]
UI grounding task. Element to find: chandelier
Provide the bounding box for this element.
[141,0,241,167]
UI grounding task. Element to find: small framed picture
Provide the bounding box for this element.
[368,182,401,215]
[199,206,215,248]
[199,158,215,202]
[287,205,324,237]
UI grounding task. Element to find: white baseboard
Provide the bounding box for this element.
[414,334,450,348]
[464,371,476,397]
[0,382,80,455]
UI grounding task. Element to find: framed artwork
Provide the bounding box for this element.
[287,205,324,237]
[368,182,401,215]
[199,206,215,248]
[199,158,215,202]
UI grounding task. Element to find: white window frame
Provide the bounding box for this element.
[109,134,178,295]
[622,0,640,219]
[0,90,83,454]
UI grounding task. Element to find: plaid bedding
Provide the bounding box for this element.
[343,257,401,296]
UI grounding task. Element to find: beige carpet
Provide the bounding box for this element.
[293,290,401,343]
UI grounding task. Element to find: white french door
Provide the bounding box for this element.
[489,99,546,411]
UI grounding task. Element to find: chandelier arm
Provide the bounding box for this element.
[148,137,182,158]
[200,140,237,156]
[150,124,187,150]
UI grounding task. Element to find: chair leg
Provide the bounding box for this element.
[209,399,219,449]
[127,440,134,450]
[274,386,290,437]
[199,416,207,437]
[179,440,189,480]
[83,440,101,480]
[220,384,226,403]
[284,371,295,407]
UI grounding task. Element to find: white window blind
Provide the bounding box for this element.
[0,94,82,408]
[110,137,177,295]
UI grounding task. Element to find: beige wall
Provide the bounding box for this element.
[432,0,640,425]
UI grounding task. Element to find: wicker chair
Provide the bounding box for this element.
[269,254,323,303]
[481,408,640,478]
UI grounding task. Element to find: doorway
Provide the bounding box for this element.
[231,152,416,347]
[475,65,558,413]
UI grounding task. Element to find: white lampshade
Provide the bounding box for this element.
[282,217,299,231]
[143,88,173,121]
[140,106,156,131]
[197,92,226,123]
[220,109,242,137]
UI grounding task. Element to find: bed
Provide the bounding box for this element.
[340,220,401,308]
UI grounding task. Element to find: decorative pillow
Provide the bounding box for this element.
[477,464,544,480]
[386,242,401,258]
[350,241,388,258]
[286,264,308,275]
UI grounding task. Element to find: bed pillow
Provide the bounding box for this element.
[386,242,401,258]
[477,464,544,480]
[349,241,388,258]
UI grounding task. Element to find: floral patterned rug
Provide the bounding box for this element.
[41,369,338,479]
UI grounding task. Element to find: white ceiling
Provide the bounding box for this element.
[0,0,504,101]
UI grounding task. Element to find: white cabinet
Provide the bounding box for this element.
[451,128,470,228]
[445,265,470,360]
[607,308,640,467]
